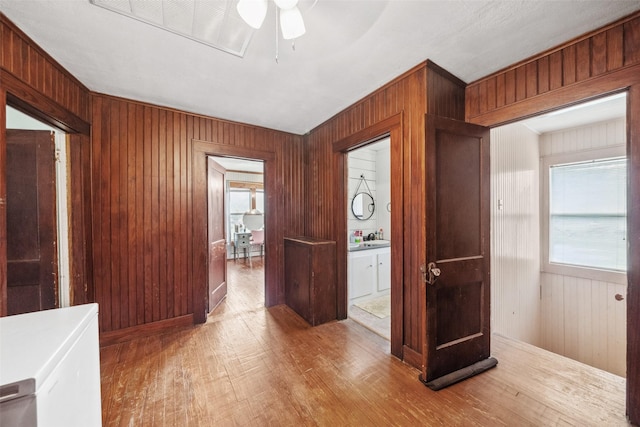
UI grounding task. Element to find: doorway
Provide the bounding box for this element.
[346,138,391,344]
[5,106,70,315]
[490,92,628,377]
[207,156,266,320]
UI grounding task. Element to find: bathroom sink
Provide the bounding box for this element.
[348,240,390,251]
[362,240,389,247]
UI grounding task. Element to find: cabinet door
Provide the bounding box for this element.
[377,251,391,292]
[285,244,311,321]
[349,254,376,299]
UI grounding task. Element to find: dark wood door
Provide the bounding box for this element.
[6,129,58,315]
[421,115,492,385]
[207,158,227,313]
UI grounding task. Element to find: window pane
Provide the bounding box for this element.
[229,189,250,213]
[549,158,626,271]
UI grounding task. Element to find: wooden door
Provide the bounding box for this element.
[6,130,58,315]
[207,158,227,313]
[420,115,493,387]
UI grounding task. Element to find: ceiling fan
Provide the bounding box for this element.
[237,0,308,40]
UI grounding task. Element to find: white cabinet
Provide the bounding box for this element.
[377,250,390,292]
[348,246,390,304]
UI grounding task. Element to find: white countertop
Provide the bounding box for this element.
[0,304,98,391]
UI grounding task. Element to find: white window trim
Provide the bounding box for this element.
[540,145,627,285]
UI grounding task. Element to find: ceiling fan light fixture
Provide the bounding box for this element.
[279,6,305,40]
[237,0,268,29]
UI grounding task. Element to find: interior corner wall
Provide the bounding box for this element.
[91,94,305,334]
[306,64,428,361]
[490,122,541,346]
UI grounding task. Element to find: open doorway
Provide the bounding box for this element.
[491,92,627,377]
[345,137,391,346]
[206,156,266,321]
[5,106,71,314]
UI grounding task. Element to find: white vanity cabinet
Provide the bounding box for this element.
[376,250,391,292]
[348,246,390,304]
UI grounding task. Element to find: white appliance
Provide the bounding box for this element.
[0,303,102,426]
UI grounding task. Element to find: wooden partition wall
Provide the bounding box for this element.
[465,12,640,424]
[92,94,305,341]
[0,14,93,316]
[305,61,466,365]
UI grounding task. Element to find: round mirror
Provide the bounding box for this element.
[351,192,375,220]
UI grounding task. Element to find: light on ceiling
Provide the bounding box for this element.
[236,0,268,29]
[237,0,306,40]
[279,6,305,40]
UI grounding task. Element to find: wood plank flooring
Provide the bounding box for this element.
[100,259,629,426]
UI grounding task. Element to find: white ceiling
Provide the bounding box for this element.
[1,1,639,135]
[521,92,627,134]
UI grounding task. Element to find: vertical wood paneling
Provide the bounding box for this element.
[490,123,541,346]
[505,69,516,104]
[549,51,563,90]
[91,94,304,333]
[126,103,136,325]
[525,61,537,97]
[591,32,607,76]
[537,56,549,94]
[306,62,463,363]
[0,15,90,123]
[466,12,640,124]
[562,45,577,86]
[624,16,640,66]
[515,65,526,101]
[576,39,592,81]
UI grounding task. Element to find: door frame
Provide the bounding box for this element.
[192,140,276,324]
[332,113,404,358]
[472,84,640,420]
[1,91,91,316]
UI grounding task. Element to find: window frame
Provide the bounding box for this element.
[541,145,627,285]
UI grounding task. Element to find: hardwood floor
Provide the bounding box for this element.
[100,259,629,426]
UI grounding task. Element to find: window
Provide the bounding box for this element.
[227,186,264,241]
[542,147,627,283]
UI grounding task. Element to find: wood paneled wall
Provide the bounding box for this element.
[465,10,640,424]
[0,13,92,316]
[0,14,90,130]
[466,13,640,126]
[306,61,466,364]
[91,94,304,336]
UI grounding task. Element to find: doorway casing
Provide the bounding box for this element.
[332,113,404,358]
[192,140,276,323]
